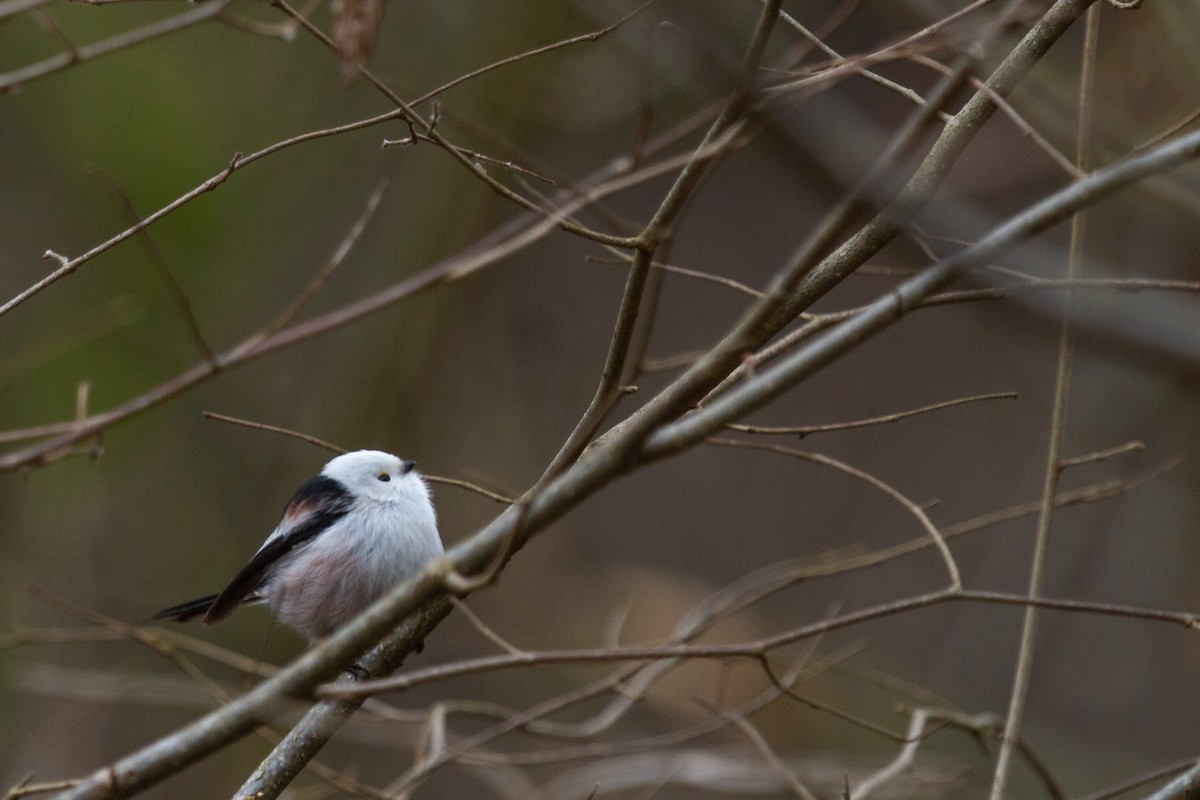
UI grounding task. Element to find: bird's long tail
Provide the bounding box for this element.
[150,595,218,623]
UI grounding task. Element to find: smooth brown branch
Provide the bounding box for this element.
[757,665,914,744]
[698,275,1200,405]
[0,105,401,317]
[989,9,1100,794]
[200,410,514,503]
[588,253,765,298]
[423,476,512,505]
[25,592,394,800]
[640,124,1200,462]
[1138,759,1200,800]
[0,627,126,649]
[6,18,654,320]
[804,457,1182,584]
[772,5,953,124]
[214,0,317,40]
[381,132,556,186]
[403,0,656,110]
[441,487,533,596]
[498,571,830,744]
[368,565,842,766]
[26,586,229,701]
[88,168,215,363]
[320,643,764,700]
[1059,440,1144,469]
[726,391,1018,436]
[56,31,1200,800]
[399,459,1176,759]
[0,0,230,93]
[2,150,241,319]
[259,180,390,338]
[758,588,1200,652]
[0,0,50,22]
[0,103,724,414]
[911,53,1083,178]
[1136,104,1200,153]
[269,0,638,250]
[591,0,1024,460]
[853,706,1073,800]
[383,457,1173,776]
[0,622,273,683]
[0,142,733,472]
[715,705,821,800]
[31,7,78,60]
[850,709,933,800]
[201,411,346,454]
[706,437,962,591]
[754,0,1098,348]
[379,646,837,792]
[483,648,859,771]
[541,0,785,477]
[1077,757,1200,800]
[448,597,524,656]
[319,589,1200,703]
[11,31,615,321]
[5,778,81,800]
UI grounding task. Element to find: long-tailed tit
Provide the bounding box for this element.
[153,450,442,640]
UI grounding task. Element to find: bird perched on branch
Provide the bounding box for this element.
[153,450,442,640]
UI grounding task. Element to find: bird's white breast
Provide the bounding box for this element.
[265,494,442,639]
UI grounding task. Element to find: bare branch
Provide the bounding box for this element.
[707,436,961,590]
[726,391,1018,436]
[0,1,231,93]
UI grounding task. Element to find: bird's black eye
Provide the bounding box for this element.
[377,472,391,482]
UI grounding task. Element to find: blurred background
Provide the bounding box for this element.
[2,0,1200,797]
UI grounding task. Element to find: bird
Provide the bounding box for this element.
[152,450,442,641]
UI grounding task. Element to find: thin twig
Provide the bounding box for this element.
[88,168,215,363]
[448,597,524,656]
[201,411,346,453]
[319,588,1199,700]
[1077,757,1200,800]
[541,0,786,478]
[200,411,514,503]
[989,8,1099,796]
[639,123,1200,461]
[381,132,557,186]
[707,436,962,591]
[55,117,1200,799]
[715,705,820,800]
[0,145,704,470]
[0,0,230,93]
[586,254,765,298]
[1140,760,1200,800]
[422,476,513,504]
[269,0,637,250]
[48,4,1195,797]
[260,180,390,338]
[773,4,953,123]
[851,708,930,799]
[4,778,81,800]
[1059,440,1144,468]
[726,391,1018,436]
[1,8,654,321]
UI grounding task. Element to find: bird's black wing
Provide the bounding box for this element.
[151,594,219,623]
[201,474,353,625]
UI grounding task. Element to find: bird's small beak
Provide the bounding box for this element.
[401,460,416,475]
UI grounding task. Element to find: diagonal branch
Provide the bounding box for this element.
[53,113,1200,800]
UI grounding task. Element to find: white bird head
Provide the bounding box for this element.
[321,449,430,506]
